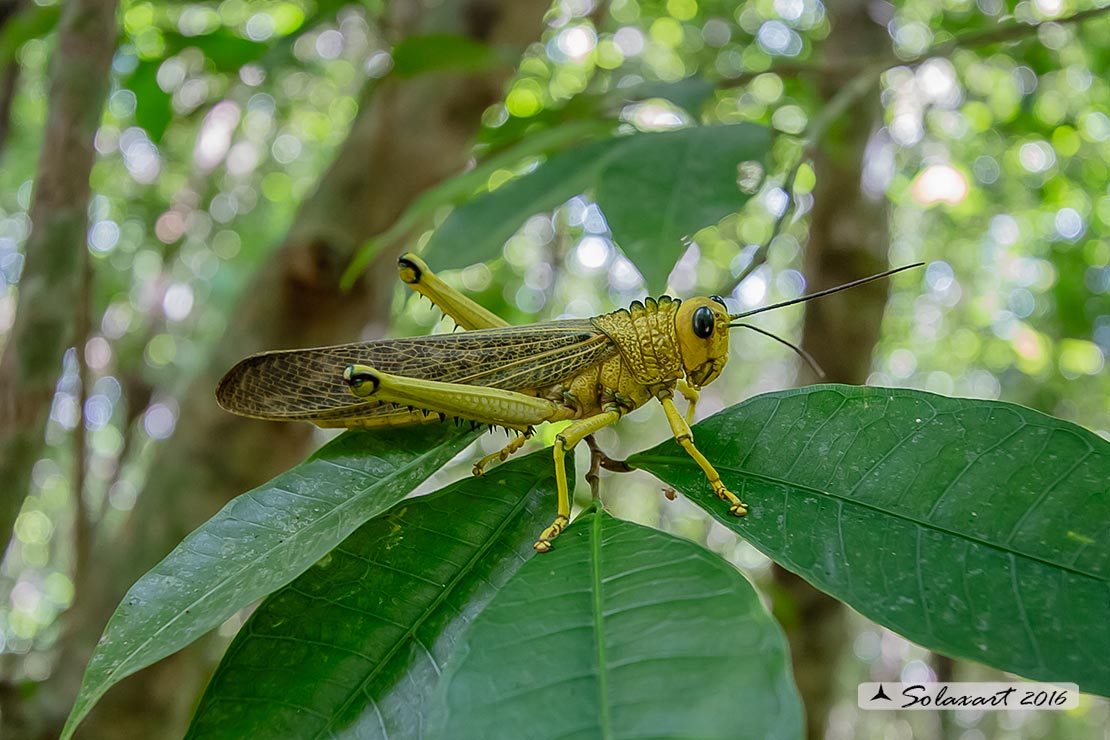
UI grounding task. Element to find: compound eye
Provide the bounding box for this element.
[692,306,715,339]
[709,295,726,307]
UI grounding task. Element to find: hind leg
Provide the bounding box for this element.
[398,253,509,330]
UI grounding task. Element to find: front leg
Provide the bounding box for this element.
[676,379,700,425]
[656,391,748,517]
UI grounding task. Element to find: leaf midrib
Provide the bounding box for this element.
[589,511,613,740]
[633,454,1106,582]
[314,475,545,740]
[657,129,698,254]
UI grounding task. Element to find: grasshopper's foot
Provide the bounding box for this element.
[472,453,498,477]
[533,515,569,553]
[473,432,530,477]
[712,481,749,517]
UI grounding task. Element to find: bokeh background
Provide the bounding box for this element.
[0,0,1107,737]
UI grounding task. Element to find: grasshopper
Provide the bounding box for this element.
[217,254,920,552]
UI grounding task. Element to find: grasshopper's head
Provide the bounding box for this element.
[671,263,924,389]
[674,296,731,388]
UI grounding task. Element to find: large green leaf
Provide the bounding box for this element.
[618,76,718,116]
[186,451,561,739]
[427,506,803,740]
[630,385,1110,696]
[341,120,613,289]
[423,124,770,292]
[62,425,478,740]
[424,137,618,271]
[595,125,770,290]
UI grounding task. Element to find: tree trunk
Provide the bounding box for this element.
[776,3,892,739]
[20,1,554,739]
[0,0,117,558]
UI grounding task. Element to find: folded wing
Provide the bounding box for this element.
[215,320,616,427]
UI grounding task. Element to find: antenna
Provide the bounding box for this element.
[731,323,826,378]
[728,262,924,322]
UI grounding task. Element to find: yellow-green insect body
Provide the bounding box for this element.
[540,294,733,422]
[218,253,918,552]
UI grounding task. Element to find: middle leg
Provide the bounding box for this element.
[473,430,532,476]
[534,409,622,552]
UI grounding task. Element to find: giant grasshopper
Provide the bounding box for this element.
[218,254,919,551]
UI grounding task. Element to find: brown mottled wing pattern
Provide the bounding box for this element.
[215,320,617,427]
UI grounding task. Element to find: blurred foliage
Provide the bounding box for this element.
[0,0,1107,737]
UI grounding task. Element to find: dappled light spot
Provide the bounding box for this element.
[911,164,968,206]
[574,235,611,271]
[194,101,241,170]
[88,220,120,253]
[245,13,276,42]
[1054,207,1085,241]
[143,402,178,440]
[1018,140,1055,173]
[757,20,802,56]
[989,214,1021,246]
[736,270,768,307]
[163,283,194,322]
[506,81,543,117]
[613,26,645,56]
[608,255,644,291]
[145,334,177,367]
[556,26,596,62]
[1059,339,1105,378]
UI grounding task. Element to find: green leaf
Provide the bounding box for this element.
[122,30,270,142]
[595,124,770,291]
[620,76,718,116]
[424,137,619,271]
[341,120,613,289]
[423,124,770,292]
[427,506,803,740]
[186,451,560,739]
[127,60,174,143]
[391,34,503,78]
[630,385,1110,696]
[62,425,479,740]
[175,29,270,72]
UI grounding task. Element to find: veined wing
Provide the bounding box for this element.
[215,319,616,425]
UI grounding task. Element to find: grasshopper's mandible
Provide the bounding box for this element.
[217,254,919,552]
